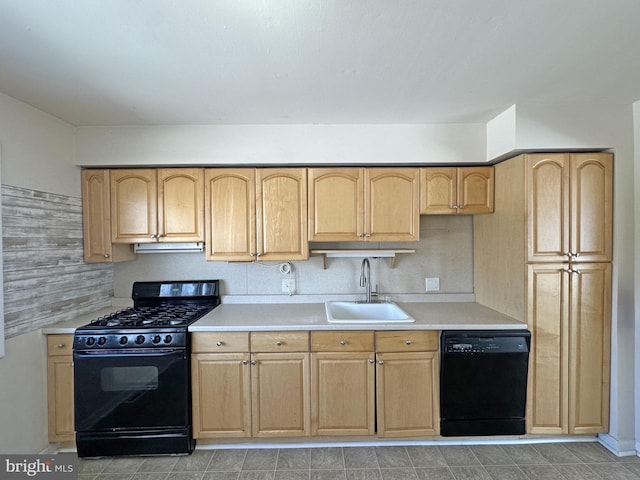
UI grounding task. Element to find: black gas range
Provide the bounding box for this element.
[73,280,220,458]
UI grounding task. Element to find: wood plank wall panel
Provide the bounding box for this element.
[2,185,113,338]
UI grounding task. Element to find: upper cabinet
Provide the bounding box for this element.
[308,167,420,242]
[110,168,204,244]
[81,169,136,263]
[526,153,612,263]
[206,168,308,261]
[420,167,494,215]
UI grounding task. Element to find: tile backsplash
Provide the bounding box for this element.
[2,185,113,338]
[113,216,474,300]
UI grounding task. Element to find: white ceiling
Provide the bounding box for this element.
[0,0,639,126]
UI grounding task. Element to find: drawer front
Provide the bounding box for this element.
[191,332,249,353]
[47,335,74,356]
[251,331,309,352]
[375,331,438,352]
[311,331,374,352]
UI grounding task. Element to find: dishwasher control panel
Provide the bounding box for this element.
[442,330,530,354]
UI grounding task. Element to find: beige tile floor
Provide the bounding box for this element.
[76,442,640,480]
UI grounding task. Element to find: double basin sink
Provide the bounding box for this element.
[325,301,415,323]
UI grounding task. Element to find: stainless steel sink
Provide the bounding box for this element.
[325,301,415,323]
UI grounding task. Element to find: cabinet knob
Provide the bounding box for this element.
[216,341,223,347]
[364,233,371,238]
[276,341,282,347]
[405,340,412,345]
[251,360,257,365]
[378,360,384,365]
[358,233,365,238]
[242,360,248,365]
[57,343,66,349]
[340,340,346,346]
[103,253,110,258]
[369,359,374,364]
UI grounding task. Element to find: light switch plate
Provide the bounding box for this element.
[425,277,440,292]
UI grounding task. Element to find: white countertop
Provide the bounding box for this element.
[41,306,129,335]
[189,302,526,331]
[41,301,526,335]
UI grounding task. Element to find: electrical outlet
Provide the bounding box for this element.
[282,279,296,294]
[425,277,440,292]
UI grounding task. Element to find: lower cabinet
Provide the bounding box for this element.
[310,331,376,435]
[250,331,311,437]
[191,331,311,439]
[46,334,75,443]
[192,329,440,440]
[526,263,611,435]
[376,331,440,437]
[191,333,251,438]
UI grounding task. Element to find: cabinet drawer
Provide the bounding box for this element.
[191,332,249,353]
[375,331,438,352]
[311,331,374,352]
[47,335,74,356]
[251,332,309,352]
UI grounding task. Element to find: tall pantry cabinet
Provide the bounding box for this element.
[474,152,612,435]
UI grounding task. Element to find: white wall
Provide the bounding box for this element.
[0,92,77,453]
[633,100,640,453]
[75,124,487,167]
[0,92,78,197]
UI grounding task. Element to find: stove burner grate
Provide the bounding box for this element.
[90,304,211,328]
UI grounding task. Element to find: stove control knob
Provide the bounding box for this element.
[119,336,128,345]
[135,335,145,345]
[163,335,173,344]
[152,335,161,344]
[86,337,95,346]
[98,337,107,346]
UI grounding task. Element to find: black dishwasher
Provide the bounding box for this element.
[440,330,531,436]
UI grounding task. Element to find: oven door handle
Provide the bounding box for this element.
[73,348,185,358]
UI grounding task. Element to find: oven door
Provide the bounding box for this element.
[73,347,189,432]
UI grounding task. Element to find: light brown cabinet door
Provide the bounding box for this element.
[205,168,257,261]
[376,351,439,437]
[310,167,419,241]
[310,352,375,436]
[157,168,204,242]
[82,169,113,262]
[308,168,364,241]
[457,167,494,214]
[527,153,612,263]
[420,167,457,214]
[421,167,494,215]
[569,262,611,434]
[110,169,158,243]
[526,264,569,434]
[526,263,611,435]
[47,355,75,442]
[570,153,613,262]
[256,168,308,261]
[366,168,420,241]
[191,353,251,438]
[251,352,310,437]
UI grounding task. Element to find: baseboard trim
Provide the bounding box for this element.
[598,433,638,457]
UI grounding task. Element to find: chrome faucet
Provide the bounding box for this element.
[360,258,372,303]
